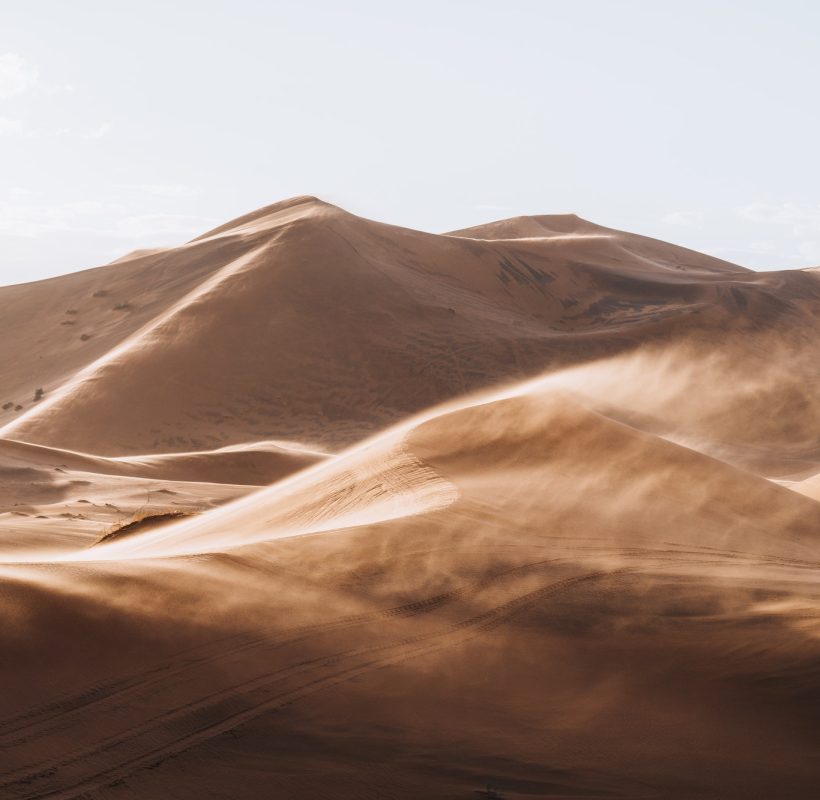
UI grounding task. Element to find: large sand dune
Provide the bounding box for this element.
[1,198,820,798]
[5,196,819,458]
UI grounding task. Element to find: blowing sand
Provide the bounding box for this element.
[1,197,820,798]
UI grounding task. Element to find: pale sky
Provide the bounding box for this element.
[2,0,820,284]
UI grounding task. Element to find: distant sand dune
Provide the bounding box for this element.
[5,196,818,459]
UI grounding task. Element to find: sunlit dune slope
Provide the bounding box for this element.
[0,222,256,428]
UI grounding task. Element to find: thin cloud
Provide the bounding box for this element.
[118,184,199,198]
[0,116,24,135]
[114,214,216,239]
[704,238,820,270]
[0,199,119,237]
[797,241,820,264]
[475,203,513,212]
[0,200,214,242]
[84,121,113,140]
[737,202,820,235]
[661,210,704,226]
[0,118,113,140]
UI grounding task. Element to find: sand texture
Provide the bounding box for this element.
[2,197,820,799]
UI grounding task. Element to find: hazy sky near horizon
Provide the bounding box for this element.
[2,0,820,284]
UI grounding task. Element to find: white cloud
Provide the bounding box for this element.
[737,203,820,235]
[0,53,38,99]
[119,183,199,198]
[661,210,704,226]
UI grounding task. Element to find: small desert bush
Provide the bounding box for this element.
[96,508,192,545]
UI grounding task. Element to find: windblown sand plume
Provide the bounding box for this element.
[2,197,820,798]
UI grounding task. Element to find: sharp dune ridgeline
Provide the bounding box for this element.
[2,196,820,799]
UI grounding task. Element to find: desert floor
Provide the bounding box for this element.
[1,197,819,798]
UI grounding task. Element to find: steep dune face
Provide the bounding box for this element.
[4,196,820,457]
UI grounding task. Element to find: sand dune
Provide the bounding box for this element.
[5,196,819,458]
[0,436,326,554]
[2,198,820,798]
[57,382,820,563]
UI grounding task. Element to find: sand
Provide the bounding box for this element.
[1,197,820,799]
